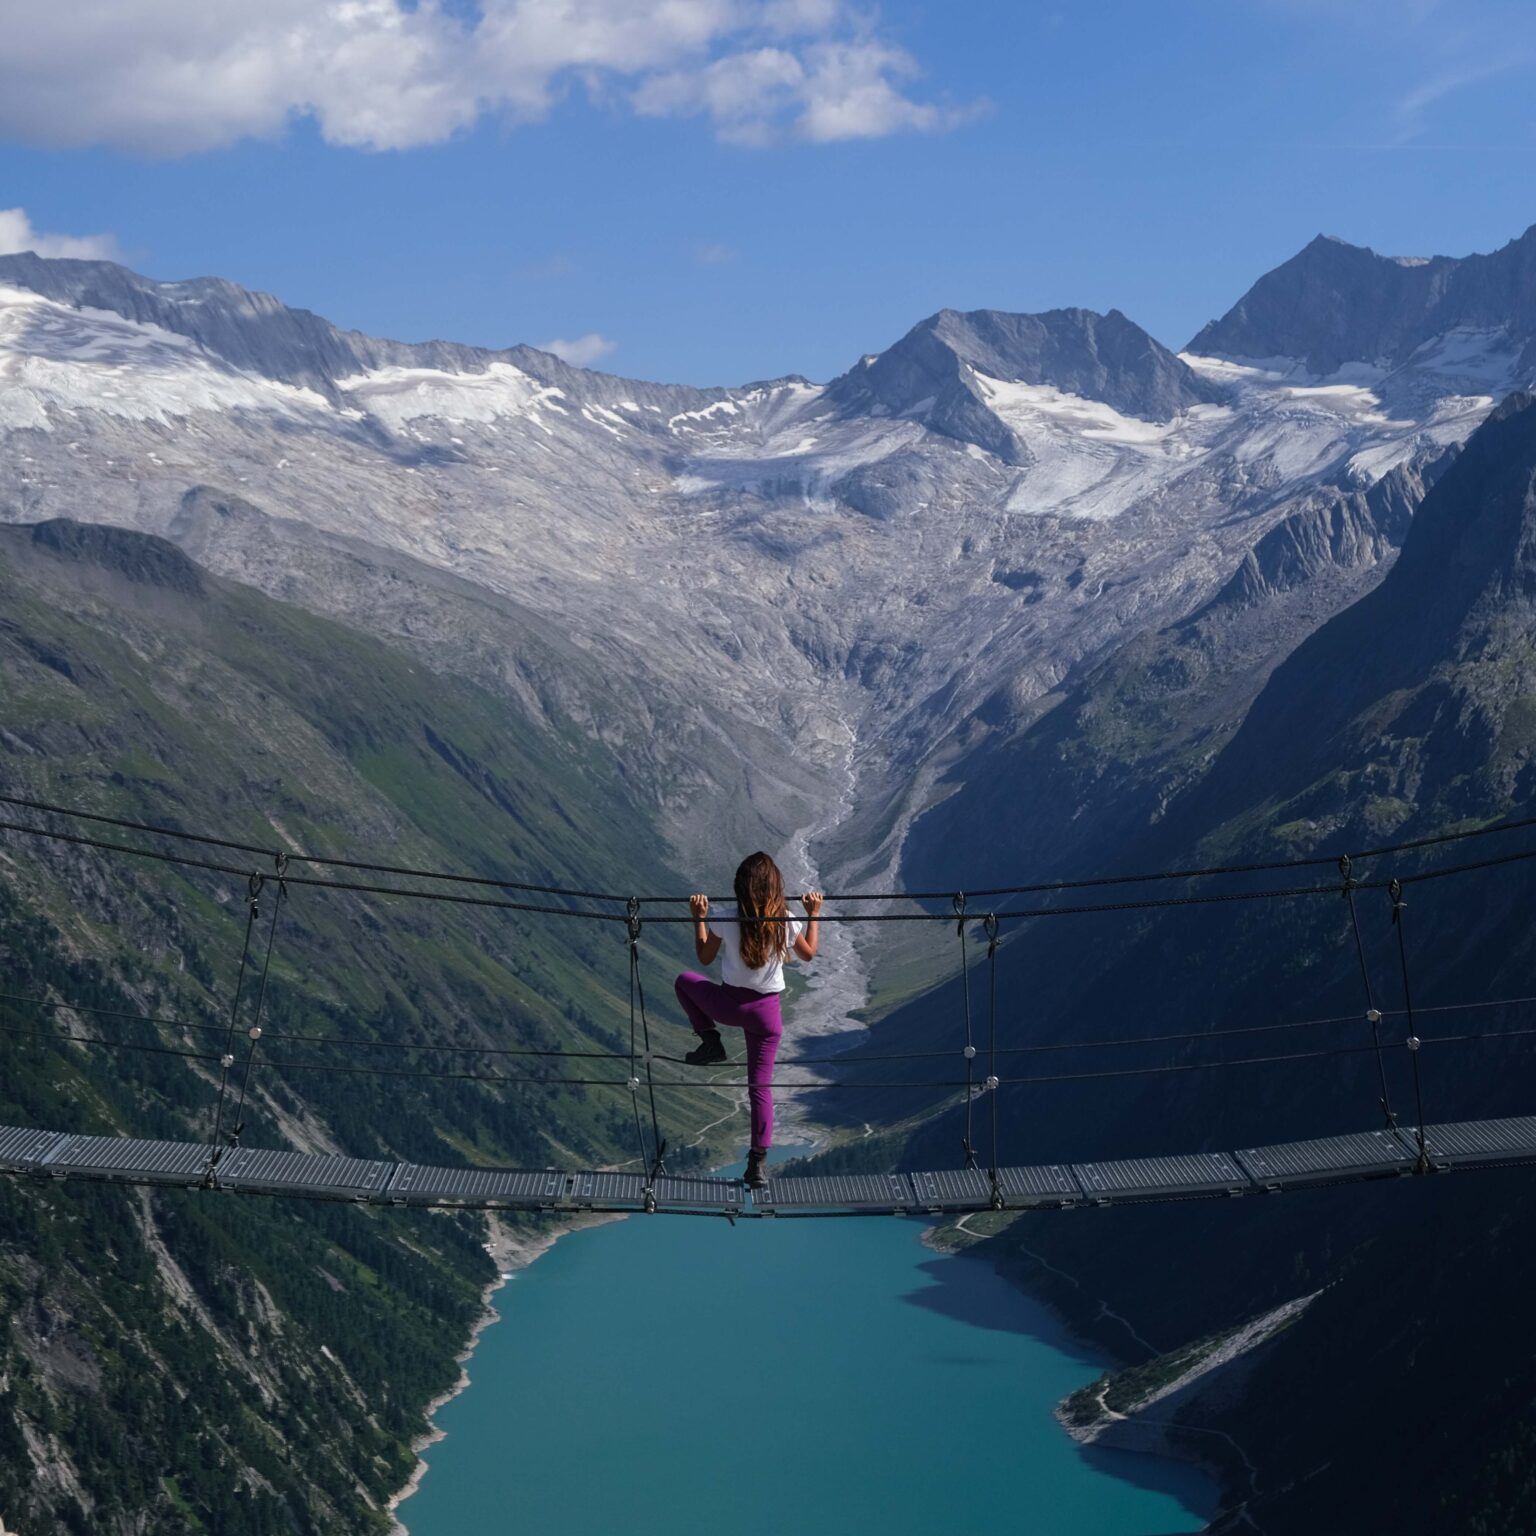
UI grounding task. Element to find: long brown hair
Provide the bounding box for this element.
[735,851,790,970]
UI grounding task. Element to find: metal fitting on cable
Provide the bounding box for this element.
[1338,853,1355,893]
[1366,1008,1382,1023]
[221,1054,235,1069]
[983,912,999,957]
[628,1076,640,1092]
[1407,1036,1421,1052]
[952,891,967,936]
[984,1075,999,1091]
[625,896,641,945]
[963,1045,976,1059]
[247,1026,262,1041]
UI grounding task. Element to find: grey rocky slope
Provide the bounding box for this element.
[1189,223,1536,379]
[824,392,1536,1536]
[3,231,1529,911]
[4,225,1536,1535]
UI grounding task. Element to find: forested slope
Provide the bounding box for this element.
[0,518,706,1533]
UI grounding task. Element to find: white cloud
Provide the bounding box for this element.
[1393,58,1526,137]
[539,332,617,366]
[0,1,973,155]
[0,207,119,259]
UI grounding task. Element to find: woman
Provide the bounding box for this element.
[675,851,822,1189]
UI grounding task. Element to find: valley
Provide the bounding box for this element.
[5,222,1536,1534]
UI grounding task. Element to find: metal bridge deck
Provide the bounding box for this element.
[4,1114,1536,1216]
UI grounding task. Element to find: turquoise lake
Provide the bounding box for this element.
[399,1197,1216,1535]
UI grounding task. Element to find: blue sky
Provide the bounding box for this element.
[1,0,1533,385]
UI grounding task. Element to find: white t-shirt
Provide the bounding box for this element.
[711,905,805,993]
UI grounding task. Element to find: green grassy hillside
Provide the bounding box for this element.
[0,519,726,1533]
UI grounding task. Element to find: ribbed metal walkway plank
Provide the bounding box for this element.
[49,1134,210,1185]
[755,1172,915,1213]
[218,1147,393,1199]
[5,1116,1536,1214]
[653,1173,742,1213]
[1235,1129,1413,1189]
[995,1163,1082,1206]
[1073,1152,1251,1202]
[910,1167,997,1211]
[1413,1116,1536,1168]
[0,1125,70,1171]
[390,1165,568,1206]
[566,1170,648,1208]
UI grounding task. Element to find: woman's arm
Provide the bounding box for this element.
[793,890,822,960]
[690,893,721,965]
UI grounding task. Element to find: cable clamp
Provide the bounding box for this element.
[625,897,642,946]
[247,1026,263,1041]
[984,1075,999,1092]
[1365,1008,1382,1024]
[983,912,1000,957]
[220,1053,235,1069]
[952,891,967,936]
[1406,1035,1421,1052]
[1389,877,1405,921]
[962,1044,976,1060]
[627,1076,641,1092]
[1337,854,1356,894]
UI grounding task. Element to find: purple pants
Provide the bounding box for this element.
[674,971,783,1148]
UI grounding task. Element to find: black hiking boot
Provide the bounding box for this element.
[744,1149,769,1189]
[684,1031,727,1066]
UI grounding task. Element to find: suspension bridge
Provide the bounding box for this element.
[4,790,1536,1220]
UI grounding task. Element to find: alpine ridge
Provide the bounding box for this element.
[4,227,1529,892]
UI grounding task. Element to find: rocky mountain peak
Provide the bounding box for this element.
[1189,225,1536,381]
[823,303,1222,463]
[0,251,724,416]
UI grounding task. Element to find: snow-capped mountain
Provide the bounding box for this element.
[1189,224,1536,380]
[1,230,1532,890]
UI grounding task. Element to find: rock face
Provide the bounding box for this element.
[823,306,1223,462]
[859,389,1536,1536]
[1189,224,1536,380]
[4,233,1528,892]
[1190,390,1536,831]
[6,230,1536,1536]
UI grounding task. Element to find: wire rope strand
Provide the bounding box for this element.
[623,909,650,1187]
[984,913,1003,1208]
[627,900,666,1200]
[1341,856,1396,1128]
[229,864,287,1146]
[205,875,264,1181]
[0,791,625,903]
[15,1012,1536,1092]
[954,895,977,1169]
[1389,878,1433,1172]
[10,786,1536,909]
